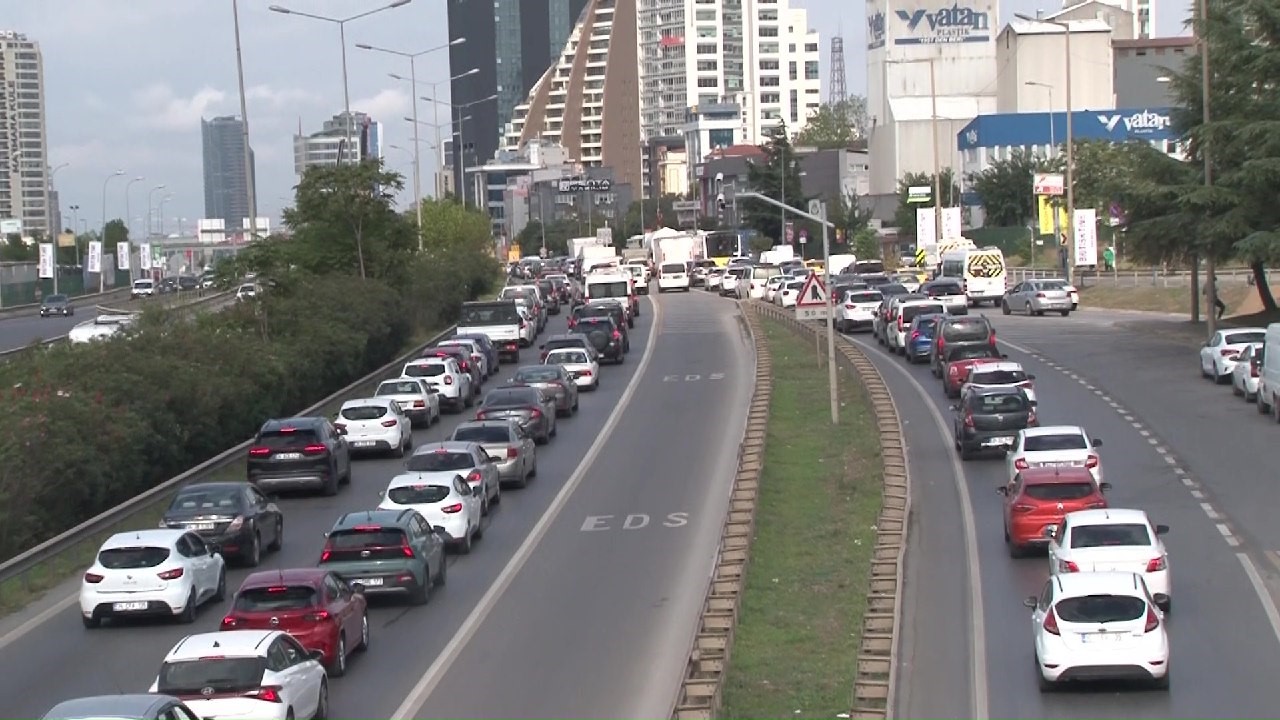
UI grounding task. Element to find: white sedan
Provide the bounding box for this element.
[1007,426,1104,484]
[1232,342,1264,401]
[776,278,804,308]
[763,275,786,303]
[335,397,413,457]
[374,377,441,427]
[1025,571,1169,691]
[1045,508,1171,610]
[437,338,491,380]
[1200,327,1267,383]
[545,347,599,390]
[80,529,226,628]
[379,472,484,554]
[151,630,329,719]
[962,361,1037,404]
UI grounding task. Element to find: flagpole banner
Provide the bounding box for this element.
[940,207,962,240]
[916,207,937,247]
[138,243,153,270]
[116,242,131,271]
[1073,208,1099,266]
[37,243,54,279]
[87,241,103,273]
[1037,195,1068,236]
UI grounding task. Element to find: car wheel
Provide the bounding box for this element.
[1059,310,1069,316]
[550,420,558,438]
[1151,673,1170,691]
[959,444,974,461]
[356,613,370,651]
[491,481,502,506]
[1259,393,1272,414]
[82,615,101,629]
[573,396,579,411]
[1024,302,1033,315]
[1002,301,1011,316]
[463,387,475,408]
[410,575,430,605]
[393,437,406,458]
[244,532,261,567]
[313,680,329,720]
[268,518,283,552]
[528,461,537,479]
[456,528,472,555]
[322,471,339,497]
[1037,664,1055,693]
[178,590,198,624]
[1233,380,1243,396]
[213,567,227,602]
[327,635,347,678]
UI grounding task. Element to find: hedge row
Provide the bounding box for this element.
[0,257,497,563]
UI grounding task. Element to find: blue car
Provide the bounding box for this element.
[905,313,946,364]
[454,333,501,375]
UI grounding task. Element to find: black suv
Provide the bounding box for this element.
[571,316,626,363]
[247,417,352,496]
[571,302,630,344]
[950,386,1037,460]
[539,333,597,363]
[929,315,997,376]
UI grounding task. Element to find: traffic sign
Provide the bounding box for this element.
[1033,173,1064,196]
[914,248,927,266]
[795,273,830,321]
[808,199,823,217]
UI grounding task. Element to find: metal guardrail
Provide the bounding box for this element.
[0,286,132,319]
[0,322,460,587]
[1008,266,1267,288]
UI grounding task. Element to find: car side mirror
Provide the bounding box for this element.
[350,582,366,594]
[309,649,325,661]
[996,486,1008,496]
[1042,525,1058,538]
[1000,353,1009,359]
[1026,374,1036,380]
[207,543,222,556]
[322,531,330,538]
[433,525,447,535]
[1023,595,1038,609]
[1155,524,1170,535]
[1091,438,1102,447]
[1099,482,1112,492]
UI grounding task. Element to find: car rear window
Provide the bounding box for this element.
[378,381,422,395]
[1053,595,1146,624]
[514,367,563,383]
[452,425,512,443]
[588,281,629,298]
[98,547,171,569]
[942,318,993,341]
[403,362,447,378]
[170,487,242,512]
[324,528,409,553]
[1039,281,1068,290]
[548,350,590,364]
[947,346,997,361]
[1070,523,1152,548]
[971,369,1028,384]
[233,586,317,612]
[661,263,685,273]
[925,283,963,296]
[546,339,585,351]
[387,484,451,504]
[969,393,1027,413]
[1225,331,1266,344]
[1023,483,1096,501]
[878,283,907,294]
[406,450,475,472]
[1023,434,1088,451]
[483,389,538,406]
[459,303,520,325]
[902,304,944,322]
[258,427,321,447]
[341,405,389,421]
[157,658,267,695]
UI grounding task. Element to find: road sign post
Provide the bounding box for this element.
[820,202,838,425]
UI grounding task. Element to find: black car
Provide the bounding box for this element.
[160,481,283,566]
[247,417,352,496]
[571,302,630,347]
[474,386,559,444]
[539,333,598,362]
[571,316,626,363]
[536,279,560,315]
[177,275,199,291]
[454,333,500,375]
[39,293,73,317]
[929,315,998,376]
[951,386,1037,460]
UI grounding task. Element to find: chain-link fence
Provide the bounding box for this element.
[0,261,128,308]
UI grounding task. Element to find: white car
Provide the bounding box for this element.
[962,361,1038,404]
[775,278,804,308]
[657,262,692,292]
[131,278,156,299]
[68,313,139,344]
[80,529,226,628]
[706,269,724,291]
[834,289,884,332]
[1231,342,1264,401]
[545,347,599,389]
[624,263,649,294]
[763,275,786,302]
[1045,508,1171,610]
[402,357,473,412]
[374,377,440,427]
[437,338,491,380]
[150,630,330,720]
[1007,426,1104,483]
[515,304,538,345]
[1200,327,1267,383]
[379,472,484,553]
[235,283,258,301]
[334,397,413,457]
[1025,571,1169,691]
[719,267,748,298]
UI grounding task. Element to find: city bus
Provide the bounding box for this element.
[701,230,748,267]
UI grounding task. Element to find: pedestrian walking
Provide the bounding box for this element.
[1102,246,1116,272]
[1204,277,1226,320]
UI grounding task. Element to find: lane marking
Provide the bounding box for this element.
[391,298,669,719]
[1237,553,1280,649]
[847,335,990,720]
[1201,503,1222,520]
[1191,490,1205,499]
[0,591,78,655]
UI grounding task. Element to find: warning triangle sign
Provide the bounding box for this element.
[796,273,827,307]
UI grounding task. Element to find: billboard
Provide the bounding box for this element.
[893,0,995,45]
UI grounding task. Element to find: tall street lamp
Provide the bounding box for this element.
[390,68,479,199]
[69,204,80,266]
[356,38,466,241]
[404,115,469,204]
[421,93,497,208]
[147,185,167,237]
[100,169,125,292]
[124,176,145,240]
[159,194,174,237]
[1026,80,1059,264]
[270,0,413,164]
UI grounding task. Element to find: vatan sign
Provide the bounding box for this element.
[894,1,993,45]
[1094,109,1171,137]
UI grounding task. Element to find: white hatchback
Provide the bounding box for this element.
[374,377,441,428]
[545,347,599,390]
[402,357,473,412]
[1201,327,1267,383]
[379,473,483,553]
[776,279,805,308]
[1025,572,1169,690]
[335,397,413,457]
[1007,426,1104,484]
[150,630,329,720]
[1046,508,1171,609]
[80,529,226,628]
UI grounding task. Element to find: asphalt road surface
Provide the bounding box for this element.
[0,290,754,720]
[0,292,193,352]
[851,306,1280,718]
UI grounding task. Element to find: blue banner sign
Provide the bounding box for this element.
[895,3,991,45]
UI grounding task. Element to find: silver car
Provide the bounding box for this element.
[1003,280,1073,316]
[448,419,537,488]
[507,364,580,417]
[42,694,199,720]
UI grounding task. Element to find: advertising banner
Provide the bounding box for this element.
[915,207,937,246]
[138,243,153,270]
[1073,209,1099,266]
[940,207,962,240]
[37,243,54,279]
[116,242,131,271]
[87,241,103,273]
[893,1,994,45]
[1037,195,1068,236]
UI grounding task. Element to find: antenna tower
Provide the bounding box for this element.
[829,35,848,108]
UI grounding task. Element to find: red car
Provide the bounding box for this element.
[997,467,1110,558]
[221,569,369,676]
[941,347,1004,397]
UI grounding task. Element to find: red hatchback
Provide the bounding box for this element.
[221,569,369,677]
[997,468,1110,558]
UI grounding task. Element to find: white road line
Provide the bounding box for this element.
[1191,490,1205,499]
[1218,523,1235,539]
[1201,503,1222,520]
[0,591,78,654]
[1123,415,1135,422]
[847,336,990,720]
[390,298,666,720]
[1237,554,1280,646]
[1147,437,1160,446]
[1164,455,1178,465]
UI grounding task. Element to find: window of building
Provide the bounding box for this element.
[759,42,779,54]
[789,61,797,80]
[758,9,778,21]
[759,59,779,70]
[804,60,819,80]
[758,26,778,37]
[790,89,799,123]
[760,75,779,87]
[697,43,718,54]
[698,76,719,87]
[695,9,716,21]
[804,42,818,52]
[698,26,717,38]
[760,92,781,103]
[697,59,718,71]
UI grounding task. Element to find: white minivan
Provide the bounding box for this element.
[1256,323,1280,420]
[130,278,155,300]
[657,262,690,292]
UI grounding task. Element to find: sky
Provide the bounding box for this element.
[9,0,1191,235]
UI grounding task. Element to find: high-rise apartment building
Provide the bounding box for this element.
[293,112,383,176]
[0,31,51,237]
[201,116,257,233]
[446,0,589,206]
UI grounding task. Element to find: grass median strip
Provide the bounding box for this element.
[720,317,884,720]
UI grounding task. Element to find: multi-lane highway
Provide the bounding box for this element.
[860,307,1280,718]
[0,292,192,353]
[0,290,754,719]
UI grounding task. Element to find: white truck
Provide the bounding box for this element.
[580,244,620,273]
[653,233,697,269]
[569,237,602,261]
[759,246,796,266]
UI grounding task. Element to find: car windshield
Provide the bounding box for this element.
[44,294,68,303]
[549,350,590,364]
[378,380,422,395]
[926,283,963,296]
[157,658,267,695]
[1053,595,1147,624]
[340,404,388,421]
[1225,331,1265,344]
[1023,483,1096,501]
[403,362,446,378]
[233,586,317,612]
[406,451,475,472]
[969,393,1027,413]
[588,281,629,297]
[387,484,452,504]
[1024,434,1088,451]
[452,425,512,443]
[661,263,685,273]
[514,367,563,383]
[458,303,520,325]
[259,427,320,448]
[943,319,992,341]
[1070,523,1152,548]
[98,546,170,569]
[170,487,242,513]
[971,370,1028,384]
[484,389,538,406]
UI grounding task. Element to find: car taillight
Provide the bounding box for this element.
[460,361,470,371]
[381,419,398,427]
[1057,559,1079,573]
[414,400,426,408]
[963,411,974,428]
[1035,292,1046,298]
[303,610,331,622]
[303,444,328,455]
[227,516,245,532]
[444,376,454,385]
[475,411,489,420]
[1012,504,1035,514]
[1253,362,1261,378]
[580,369,592,377]
[84,572,104,583]
[1144,605,1160,633]
[466,470,483,484]
[248,686,283,703]
[442,503,464,514]
[910,330,920,341]
[1043,610,1060,636]
[507,447,519,459]
[1027,408,1038,426]
[612,330,621,340]
[1085,455,1099,469]
[158,568,184,580]
[221,616,237,628]
[1014,458,1029,470]
[248,446,271,457]
[530,408,543,418]
[1146,556,1167,572]
[401,544,415,558]
[320,549,332,562]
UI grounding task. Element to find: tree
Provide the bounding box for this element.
[620,195,679,237]
[830,192,872,251]
[795,98,868,149]
[102,219,129,246]
[893,170,961,238]
[967,148,1050,227]
[742,124,807,243]
[853,227,880,260]
[0,234,33,261]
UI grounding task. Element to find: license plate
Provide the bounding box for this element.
[983,437,1013,447]
[1041,461,1071,467]
[352,441,376,448]
[1081,632,1122,644]
[112,601,148,612]
[359,577,384,587]
[190,523,216,531]
[274,452,303,460]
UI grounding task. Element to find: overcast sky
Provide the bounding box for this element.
[10,0,1190,235]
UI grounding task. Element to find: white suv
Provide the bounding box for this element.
[834,289,884,333]
[131,278,156,299]
[657,262,691,292]
[402,357,473,412]
[80,529,226,628]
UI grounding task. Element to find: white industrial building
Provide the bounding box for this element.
[1050,0,1152,40]
[996,18,1115,115]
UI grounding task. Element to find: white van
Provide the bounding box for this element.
[939,246,1007,307]
[657,262,691,292]
[130,278,155,299]
[746,264,783,300]
[1257,323,1280,420]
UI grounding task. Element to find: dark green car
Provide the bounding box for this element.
[318,509,447,605]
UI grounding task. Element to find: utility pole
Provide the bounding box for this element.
[929,58,942,246]
[1200,0,1217,333]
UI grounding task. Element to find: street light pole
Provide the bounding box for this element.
[100,169,125,292]
[124,176,144,240]
[232,0,260,241]
[1199,0,1217,333]
[421,93,497,209]
[391,69,479,200]
[929,57,942,248]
